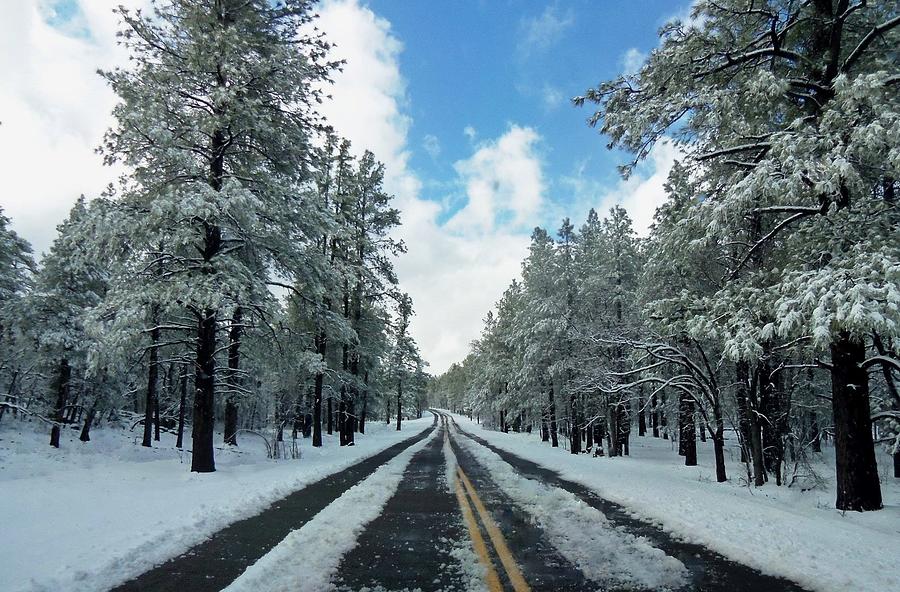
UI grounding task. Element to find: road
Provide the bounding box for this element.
[115,411,808,591]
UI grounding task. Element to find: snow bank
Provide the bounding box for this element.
[0,416,434,592]
[445,411,900,592]
[224,427,440,592]
[452,423,687,590]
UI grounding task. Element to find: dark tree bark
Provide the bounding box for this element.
[396,378,402,431]
[679,393,697,466]
[738,361,766,485]
[191,308,217,473]
[176,369,187,449]
[312,373,324,447]
[651,392,659,438]
[79,399,97,443]
[359,370,369,434]
[548,383,558,447]
[569,393,580,454]
[153,386,161,442]
[327,396,333,435]
[143,308,160,448]
[830,332,882,511]
[638,390,646,436]
[759,357,786,485]
[49,358,70,448]
[224,306,243,446]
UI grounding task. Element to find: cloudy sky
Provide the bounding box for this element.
[0,0,689,373]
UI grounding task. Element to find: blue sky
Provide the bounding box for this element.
[1,0,690,372]
[365,0,688,230]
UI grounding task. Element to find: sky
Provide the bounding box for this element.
[0,0,691,374]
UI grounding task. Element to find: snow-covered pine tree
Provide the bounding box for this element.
[22,198,107,447]
[577,0,898,511]
[0,208,36,423]
[98,0,338,472]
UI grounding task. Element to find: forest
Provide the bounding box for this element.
[0,0,429,475]
[431,0,899,513]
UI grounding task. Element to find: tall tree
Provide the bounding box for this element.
[577,0,898,511]
[99,0,337,472]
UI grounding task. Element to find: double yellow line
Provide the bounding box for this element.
[449,430,530,592]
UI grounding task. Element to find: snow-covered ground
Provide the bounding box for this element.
[446,411,900,592]
[0,415,433,592]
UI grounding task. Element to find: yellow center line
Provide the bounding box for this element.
[451,435,503,591]
[457,465,532,592]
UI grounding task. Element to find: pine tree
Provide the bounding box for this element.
[98,0,338,472]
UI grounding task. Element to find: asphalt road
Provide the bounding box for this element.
[112,410,809,592]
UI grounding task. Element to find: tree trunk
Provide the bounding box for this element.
[830,332,882,511]
[712,397,727,482]
[396,378,402,431]
[143,311,160,448]
[79,399,97,443]
[191,309,217,473]
[679,393,697,466]
[338,390,347,445]
[739,362,766,485]
[326,396,334,436]
[176,369,187,449]
[638,393,646,436]
[153,386,161,442]
[360,370,369,434]
[224,306,242,446]
[548,383,558,448]
[313,373,324,447]
[607,403,619,456]
[651,392,659,438]
[569,393,580,454]
[49,358,70,448]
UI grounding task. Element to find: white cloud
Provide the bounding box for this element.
[463,125,477,141]
[518,4,575,56]
[559,140,680,237]
[0,0,145,256]
[447,125,544,234]
[422,134,440,158]
[621,47,647,75]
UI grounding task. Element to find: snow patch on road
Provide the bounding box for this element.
[453,424,687,590]
[225,427,440,592]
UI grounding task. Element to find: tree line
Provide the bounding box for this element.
[432,0,899,512]
[0,0,429,472]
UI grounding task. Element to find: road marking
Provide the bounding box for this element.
[450,432,503,591]
[456,465,531,592]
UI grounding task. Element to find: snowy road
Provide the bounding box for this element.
[115,410,809,591]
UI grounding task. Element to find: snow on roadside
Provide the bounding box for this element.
[446,411,900,592]
[224,427,440,592]
[452,423,687,590]
[0,415,434,592]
